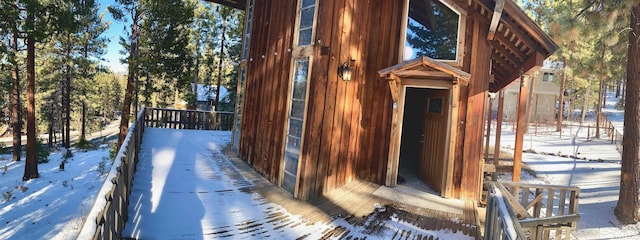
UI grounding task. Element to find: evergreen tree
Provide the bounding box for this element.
[19,0,70,180]
[138,0,194,108]
[0,0,23,162]
[109,0,144,147]
[616,2,640,224]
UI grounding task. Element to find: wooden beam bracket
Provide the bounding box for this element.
[487,0,505,41]
[386,74,400,103]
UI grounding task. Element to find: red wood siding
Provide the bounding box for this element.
[239,0,404,200]
[239,0,296,184]
[298,0,404,200]
[453,16,492,200]
[240,0,507,202]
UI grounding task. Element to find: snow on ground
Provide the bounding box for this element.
[0,145,112,240]
[123,128,475,240]
[495,93,640,239]
[0,92,637,239]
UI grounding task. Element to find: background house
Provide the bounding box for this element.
[194,84,229,111]
[175,84,230,111]
[499,68,562,123]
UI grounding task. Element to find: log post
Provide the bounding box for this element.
[514,74,528,182]
[494,90,504,165]
[484,94,494,161]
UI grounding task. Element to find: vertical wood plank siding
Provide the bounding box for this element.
[240,0,403,200]
[238,0,553,201]
[240,0,295,182]
[459,17,492,199]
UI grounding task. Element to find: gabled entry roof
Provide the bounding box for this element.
[378,56,471,86]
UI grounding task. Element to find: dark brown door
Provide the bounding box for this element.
[419,89,449,193]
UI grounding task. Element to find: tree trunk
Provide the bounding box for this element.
[11,30,21,162]
[556,58,565,132]
[580,92,587,124]
[48,102,53,150]
[60,83,65,147]
[616,75,622,98]
[615,4,640,224]
[64,41,71,149]
[119,14,139,147]
[596,46,606,139]
[23,29,38,181]
[596,75,604,138]
[81,101,86,141]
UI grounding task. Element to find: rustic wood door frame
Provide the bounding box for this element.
[386,78,459,198]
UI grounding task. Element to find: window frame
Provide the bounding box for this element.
[279,0,319,196]
[232,0,254,153]
[399,0,467,67]
[291,0,319,58]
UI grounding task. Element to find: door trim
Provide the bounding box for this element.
[386,80,459,199]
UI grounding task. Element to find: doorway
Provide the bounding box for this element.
[398,87,449,194]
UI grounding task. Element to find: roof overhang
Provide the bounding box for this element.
[471,0,558,92]
[203,0,245,10]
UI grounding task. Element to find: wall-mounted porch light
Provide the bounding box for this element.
[338,61,353,82]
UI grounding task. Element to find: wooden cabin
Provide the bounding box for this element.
[214,0,558,201]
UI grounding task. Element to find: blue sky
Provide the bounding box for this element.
[99,0,127,73]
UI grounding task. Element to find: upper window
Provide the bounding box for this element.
[296,0,316,46]
[404,0,460,61]
[542,72,554,82]
[241,0,254,60]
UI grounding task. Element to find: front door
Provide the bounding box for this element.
[419,89,449,193]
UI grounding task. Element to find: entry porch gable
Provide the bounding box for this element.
[378,56,470,199]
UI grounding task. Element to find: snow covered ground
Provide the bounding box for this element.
[0,145,112,239]
[494,93,640,240]
[0,92,637,239]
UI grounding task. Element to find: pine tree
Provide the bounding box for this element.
[109,0,144,147]
[615,2,640,224]
[1,0,23,162]
[138,0,194,108]
[22,0,67,180]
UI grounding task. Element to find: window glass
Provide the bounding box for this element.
[428,98,443,113]
[242,0,254,60]
[405,0,460,61]
[233,67,247,151]
[291,100,306,119]
[282,58,311,195]
[302,0,315,8]
[296,0,316,46]
[292,60,309,98]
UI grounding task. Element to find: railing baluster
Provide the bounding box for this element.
[558,189,567,216]
[487,182,580,240]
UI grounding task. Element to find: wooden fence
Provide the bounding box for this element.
[598,114,623,154]
[77,107,231,239]
[143,108,233,130]
[485,181,580,240]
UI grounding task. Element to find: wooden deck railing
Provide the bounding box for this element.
[77,107,231,239]
[484,181,580,240]
[143,107,233,130]
[77,108,146,239]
